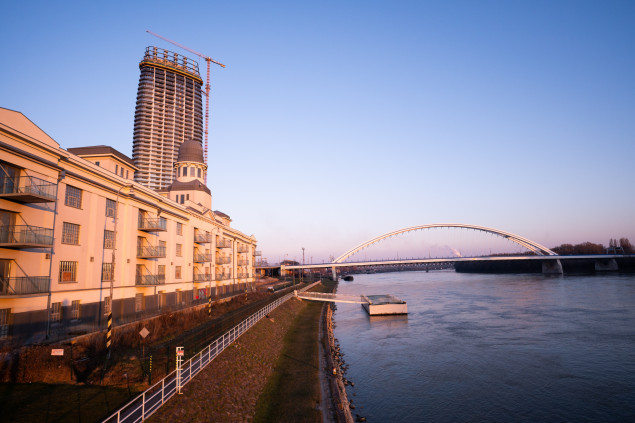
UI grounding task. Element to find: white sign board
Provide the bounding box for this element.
[51,349,64,356]
[139,327,150,339]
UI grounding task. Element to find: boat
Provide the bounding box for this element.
[342,275,354,281]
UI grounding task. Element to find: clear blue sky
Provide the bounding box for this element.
[3,0,634,263]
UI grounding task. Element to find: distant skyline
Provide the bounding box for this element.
[3,0,634,262]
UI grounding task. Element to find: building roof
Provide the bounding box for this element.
[167,179,211,195]
[68,145,136,167]
[177,140,205,164]
[214,210,231,219]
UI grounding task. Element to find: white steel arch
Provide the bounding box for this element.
[334,223,557,263]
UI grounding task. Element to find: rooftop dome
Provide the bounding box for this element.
[177,140,204,164]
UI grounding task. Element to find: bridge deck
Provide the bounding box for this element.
[295,291,366,304]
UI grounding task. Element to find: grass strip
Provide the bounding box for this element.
[253,299,324,423]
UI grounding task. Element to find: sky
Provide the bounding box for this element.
[3,0,634,263]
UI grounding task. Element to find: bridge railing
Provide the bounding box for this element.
[102,281,321,423]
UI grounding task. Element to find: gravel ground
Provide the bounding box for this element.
[147,297,308,423]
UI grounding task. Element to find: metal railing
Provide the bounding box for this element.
[137,246,166,258]
[0,174,57,201]
[237,259,250,266]
[193,233,212,243]
[215,274,231,281]
[0,225,54,246]
[135,275,166,286]
[142,46,201,78]
[237,273,251,279]
[216,239,232,248]
[215,256,231,265]
[138,218,167,232]
[237,246,250,253]
[103,282,319,423]
[193,274,212,282]
[193,254,212,263]
[0,276,50,295]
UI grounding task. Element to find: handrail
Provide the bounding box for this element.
[0,225,54,246]
[0,276,50,295]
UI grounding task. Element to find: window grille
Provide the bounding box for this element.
[175,266,182,279]
[104,230,115,249]
[135,293,144,312]
[106,198,116,217]
[59,261,77,282]
[176,243,182,257]
[104,296,111,315]
[51,302,62,322]
[62,222,80,245]
[64,185,82,208]
[0,309,10,339]
[71,300,81,320]
[158,265,165,276]
[102,263,114,281]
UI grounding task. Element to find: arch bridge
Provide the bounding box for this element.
[280,223,627,277]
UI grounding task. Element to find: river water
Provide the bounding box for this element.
[333,271,635,422]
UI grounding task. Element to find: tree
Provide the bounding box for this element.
[620,238,634,254]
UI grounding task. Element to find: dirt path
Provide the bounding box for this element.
[147,297,308,423]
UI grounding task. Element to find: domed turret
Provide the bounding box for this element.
[177,140,204,164]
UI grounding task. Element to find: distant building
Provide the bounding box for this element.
[0,107,256,347]
[132,46,204,191]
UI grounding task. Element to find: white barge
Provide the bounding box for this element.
[361,294,408,315]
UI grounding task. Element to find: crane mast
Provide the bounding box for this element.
[146,30,225,165]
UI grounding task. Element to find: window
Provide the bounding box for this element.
[176,243,182,257]
[59,261,77,282]
[104,230,115,249]
[71,300,81,320]
[120,168,124,177]
[176,222,183,236]
[186,194,189,201]
[0,309,10,339]
[64,185,82,208]
[106,198,116,217]
[115,165,118,174]
[175,266,182,279]
[95,161,100,166]
[126,170,129,179]
[197,168,201,178]
[62,222,80,245]
[158,264,165,276]
[51,302,62,322]
[183,167,187,177]
[158,291,165,310]
[104,296,111,315]
[176,289,183,305]
[102,263,114,281]
[135,293,144,312]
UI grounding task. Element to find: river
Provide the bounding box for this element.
[333,271,635,422]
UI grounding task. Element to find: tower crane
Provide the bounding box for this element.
[146,30,225,165]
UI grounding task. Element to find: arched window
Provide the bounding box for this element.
[183,167,187,177]
[197,168,201,178]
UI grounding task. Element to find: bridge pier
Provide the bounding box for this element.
[542,259,563,275]
[595,258,618,272]
[331,266,337,280]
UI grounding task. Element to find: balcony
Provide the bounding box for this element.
[135,274,166,286]
[0,225,54,249]
[194,233,212,243]
[138,218,167,232]
[0,175,57,203]
[215,274,231,281]
[0,276,50,296]
[194,273,213,282]
[237,259,250,266]
[137,245,166,258]
[237,273,250,279]
[237,245,250,253]
[194,253,212,263]
[216,239,232,249]
[216,256,231,265]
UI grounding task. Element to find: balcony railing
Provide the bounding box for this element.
[0,175,57,203]
[0,276,50,295]
[138,218,167,232]
[194,253,212,263]
[216,239,232,248]
[193,273,213,282]
[135,274,166,286]
[237,245,250,253]
[237,273,250,279]
[0,225,54,248]
[194,233,212,243]
[255,251,262,256]
[215,256,231,264]
[237,259,250,266]
[215,274,231,281]
[137,245,166,258]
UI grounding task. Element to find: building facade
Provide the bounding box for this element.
[0,107,257,347]
[132,46,204,191]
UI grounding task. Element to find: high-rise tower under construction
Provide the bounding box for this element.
[132,46,204,190]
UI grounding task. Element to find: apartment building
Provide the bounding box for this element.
[0,107,257,347]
